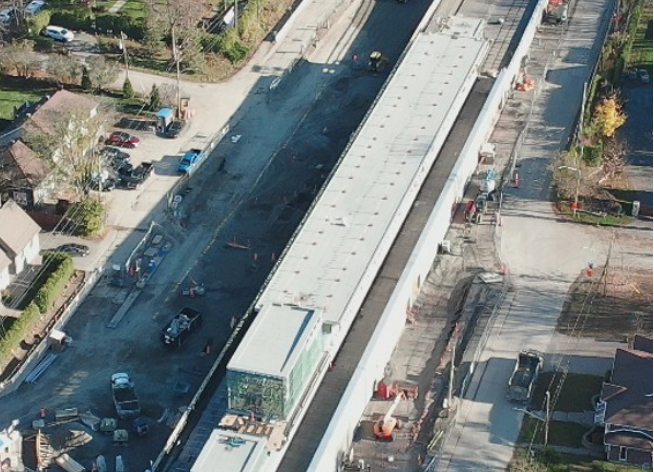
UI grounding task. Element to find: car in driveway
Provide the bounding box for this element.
[90,176,116,192]
[162,120,188,139]
[0,8,16,24]
[101,147,131,170]
[56,243,90,257]
[43,25,75,42]
[177,149,204,174]
[117,162,153,189]
[106,132,140,148]
[24,0,45,15]
[638,69,650,84]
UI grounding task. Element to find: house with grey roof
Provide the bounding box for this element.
[596,335,653,466]
[0,200,41,290]
[0,140,54,209]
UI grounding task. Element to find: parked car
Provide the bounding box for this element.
[638,69,650,84]
[101,147,130,170]
[106,131,140,148]
[163,120,188,139]
[117,162,153,189]
[90,176,116,192]
[56,243,90,257]
[0,8,16,24]
[24,0,45,16]
[43,25,74,42]
[177,149,204,173]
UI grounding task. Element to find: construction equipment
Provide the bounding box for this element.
[368,51,388,72]
[110,373,141,419]
[373,392,405,441]
[507,350,543,402]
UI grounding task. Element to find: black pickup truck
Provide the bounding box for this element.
[117,162,154,189]
[161,307,203,349]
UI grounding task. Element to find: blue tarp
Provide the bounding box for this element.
[156,108,175,119]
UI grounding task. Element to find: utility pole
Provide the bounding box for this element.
[234,0,238,31]
[448,337,456,410]
[171,24,182,116]
[545,390,551,447]
[120,31,130,80]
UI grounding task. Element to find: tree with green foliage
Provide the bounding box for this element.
[122,77,135,99]
[69,197,106,237]
[81,66,92,90]
[26,10,51,37]
[148,84,162,110]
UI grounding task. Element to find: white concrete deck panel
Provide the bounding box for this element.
[229,305,321,379]
[190,431,266,472]
[255,17,488,330]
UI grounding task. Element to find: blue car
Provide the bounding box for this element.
[177,149,204,174]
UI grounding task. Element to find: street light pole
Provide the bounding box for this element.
[558,165,582,217]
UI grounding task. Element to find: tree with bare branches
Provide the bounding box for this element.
[599,138,628,184]
[23,101,114,196]
[0,40,41,78]
[46,54,82,86]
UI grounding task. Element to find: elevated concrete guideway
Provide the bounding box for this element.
[276,18,492,472]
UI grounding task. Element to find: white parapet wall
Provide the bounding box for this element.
[306,0,552,469]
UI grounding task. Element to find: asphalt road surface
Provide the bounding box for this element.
[0,0,444,471]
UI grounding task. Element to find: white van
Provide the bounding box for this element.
[24,0,45,16]
[44,25,75,42]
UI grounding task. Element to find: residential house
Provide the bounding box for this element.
[24,89,101,165]
[596,335,653,467]
[0,251,10,291]
[0,140,54,208]
[0,200,41,289]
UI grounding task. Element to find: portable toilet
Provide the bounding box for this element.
[156,108,175,134]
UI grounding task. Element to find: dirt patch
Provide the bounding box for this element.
[557,266,653,342]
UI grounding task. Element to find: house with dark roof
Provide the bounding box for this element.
[596,335,653,466]
[0,140,54,209]
[0,200,41,290]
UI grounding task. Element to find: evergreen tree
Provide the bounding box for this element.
[122,77,135,99]
[81,67,92,90]
[149,84,162,110]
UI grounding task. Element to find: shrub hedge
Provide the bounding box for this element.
[49,9,146,40]
[0,303,41,364]
[0,253,75,366]
[34,255,75,313]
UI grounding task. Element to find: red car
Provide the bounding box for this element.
[106,131,140,148]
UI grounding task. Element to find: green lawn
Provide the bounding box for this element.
[119,0,146,19]
[512,449,646,472]
[518,418,588,448]
[531,373,604,412]
[0,84,53,124]
[627,2,653,69]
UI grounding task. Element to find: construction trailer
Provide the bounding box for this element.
[226,305,324,420]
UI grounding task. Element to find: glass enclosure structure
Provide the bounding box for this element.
[227,305,324,420]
